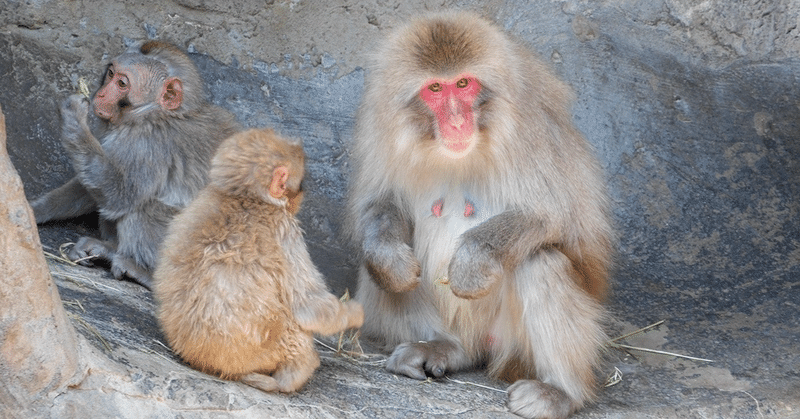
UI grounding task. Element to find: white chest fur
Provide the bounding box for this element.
[411,189,499,285]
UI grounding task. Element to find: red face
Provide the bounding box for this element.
[93,64,130,123]
[419,74,481,158]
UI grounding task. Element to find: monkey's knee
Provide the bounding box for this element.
[507,379,576,419]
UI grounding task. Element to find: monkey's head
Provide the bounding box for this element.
[364,12,517,170]
[93,41,205,125]
[210,128,305,214]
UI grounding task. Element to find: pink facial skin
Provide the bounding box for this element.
[93,64,130,123]
[419,75,481,158]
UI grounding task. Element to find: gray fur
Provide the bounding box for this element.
[362,199,421,293]
[31,43,240,289]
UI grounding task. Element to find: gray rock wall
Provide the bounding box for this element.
[1,1,798,417]
[3,0,798,297]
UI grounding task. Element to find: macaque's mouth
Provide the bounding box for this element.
[440,140,474,159]
[445,141,470,153]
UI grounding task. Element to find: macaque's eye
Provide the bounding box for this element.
[456,78,469,88]
[428,82,442,92]
[117,77,129,89]
[106,67,114,80]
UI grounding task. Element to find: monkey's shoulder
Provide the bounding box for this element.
[181,104,241,142]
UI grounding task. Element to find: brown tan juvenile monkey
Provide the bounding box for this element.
[31,41,240,289]
[347,12,613,419]
[154,128,363,393]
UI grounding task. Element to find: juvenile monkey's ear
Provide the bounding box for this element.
[269,166,289,199]
[160,77,184,110]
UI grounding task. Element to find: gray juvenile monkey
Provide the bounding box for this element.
[154,128,363,392]
[347,12,614,419]
[31,41,240,289]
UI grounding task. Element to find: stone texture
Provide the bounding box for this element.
[1,1,799,417]
[0,106,79,417]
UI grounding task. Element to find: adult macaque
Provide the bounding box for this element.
[347,12,613,419]
[31,41,240,289]
[154,128,363,393]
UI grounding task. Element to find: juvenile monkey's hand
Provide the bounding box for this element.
[343,300,364,329]
[60,94,96,153]
[364,241,421,293]
[448,238,504,299]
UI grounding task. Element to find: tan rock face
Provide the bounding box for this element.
[0,105,79,413]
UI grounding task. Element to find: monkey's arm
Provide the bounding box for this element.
[30,177,98,223]
[361,199,421,293]
[282,226,363,334]
[448,210,557,299]
[290,271,364,335]
[59,95,168,218]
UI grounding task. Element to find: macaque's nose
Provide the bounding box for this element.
[448,96,465,128]
[449,113,465,128]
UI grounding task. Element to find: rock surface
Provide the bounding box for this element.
[0,106,79,417]
[1,1,799,417]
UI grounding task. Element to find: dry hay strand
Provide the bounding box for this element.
[445,376,506,393]
[62,299,86,313]
[606,319,715,363]
[65,311,112,353]
[42,243,94,266]
[314,289,387,366]
[53,242,99,265]
[78,77,91,98]
[604,366,623,388]
[138,339,177,363]
[603,319,715,387]
[44,245,121,292]
[314,331,387,367]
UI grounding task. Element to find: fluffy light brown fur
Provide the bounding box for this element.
[155,128,363,393]
[347,12,613,419]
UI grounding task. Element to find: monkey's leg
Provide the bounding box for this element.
[269,334,321,393]
[386,338,472,380]
[99,217,117,243]
[112,204,174,289]
[30,177,98,223]
[239,373,280,393]
[67,236,152,291]
[110,254,153,290]
[356,266,472,379]
[68,236,115,266]
[506,250,605,419]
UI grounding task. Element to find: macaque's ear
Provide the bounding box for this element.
[160,77,184,110]
[269,166,289,199]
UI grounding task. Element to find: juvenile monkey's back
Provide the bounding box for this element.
[153,188,304,378]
